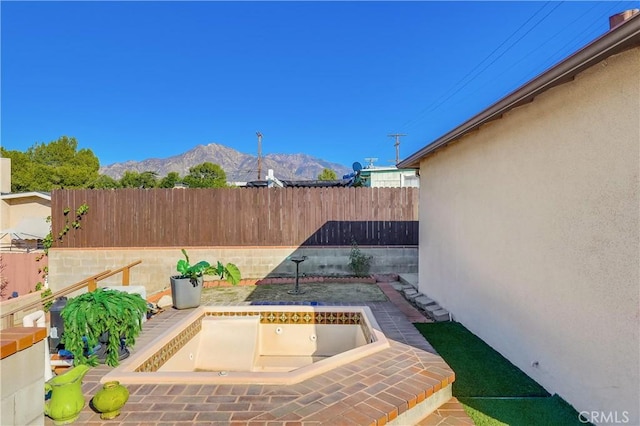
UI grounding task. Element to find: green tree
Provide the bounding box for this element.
[159,172,182,188]
[182,162,227,188]
[139,171,158,188]
[1,136,99,191]
[0,149,33,192]
[119,171,140,188]
[318,168,338,181]
[90,175,121,189]
[119,171,158,188]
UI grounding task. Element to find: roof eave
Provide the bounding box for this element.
[0,191,52,201]
[398,13,640,169]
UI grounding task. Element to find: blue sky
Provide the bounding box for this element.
[2,1,638,172]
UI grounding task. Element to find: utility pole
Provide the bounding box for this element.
[388,133,407,165]
[256,132,263,180]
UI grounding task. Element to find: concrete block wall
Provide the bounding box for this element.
[47,246,418,296]
[0,340,45,426]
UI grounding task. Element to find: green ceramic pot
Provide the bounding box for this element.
[92,381,129,420]
[44,365,90,425]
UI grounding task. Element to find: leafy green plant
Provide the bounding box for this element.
[348,240,373,277]
[35,283,53,312]
[60,288,147,367]
[40,203,89,257]
[32,266,53,311]
[175,249,241,286]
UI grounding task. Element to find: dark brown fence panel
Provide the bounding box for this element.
[51,187,418,248]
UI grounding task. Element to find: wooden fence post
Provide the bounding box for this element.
[87,279,97,292]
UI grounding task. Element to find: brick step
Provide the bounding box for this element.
[416,397,475,425]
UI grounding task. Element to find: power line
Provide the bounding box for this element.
[400,1,561,132]
[433,1,627,113]
[423,2,564,125]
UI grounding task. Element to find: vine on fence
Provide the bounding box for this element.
[34,203,89,310]
[40,203,90,256]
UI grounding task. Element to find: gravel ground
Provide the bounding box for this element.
[200,282,389,305]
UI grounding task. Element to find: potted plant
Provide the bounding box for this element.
[170,249,241,309]
[60,288,148,367]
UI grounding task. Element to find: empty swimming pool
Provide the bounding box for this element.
[102,305,390,385]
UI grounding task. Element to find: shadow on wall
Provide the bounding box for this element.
[297,220,418,247]
[260,220,419,278]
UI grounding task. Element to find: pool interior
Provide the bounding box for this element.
[102,306,390,385]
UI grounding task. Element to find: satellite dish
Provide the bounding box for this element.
[352,162,363,172]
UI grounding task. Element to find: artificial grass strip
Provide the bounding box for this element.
[458,395,586,426]
[414,322,549,397]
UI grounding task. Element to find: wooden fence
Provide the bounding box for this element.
[51,187,418,247]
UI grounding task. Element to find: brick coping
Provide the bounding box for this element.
[0,326,47,359]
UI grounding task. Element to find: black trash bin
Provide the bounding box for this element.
[49,296,67,354]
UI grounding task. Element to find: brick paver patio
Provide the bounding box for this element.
[44,280,473,425]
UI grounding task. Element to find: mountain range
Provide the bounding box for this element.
[99,143,352,182]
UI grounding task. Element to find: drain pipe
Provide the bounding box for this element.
[22,310,53,381]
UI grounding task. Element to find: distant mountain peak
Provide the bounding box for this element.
[99,144,350,183]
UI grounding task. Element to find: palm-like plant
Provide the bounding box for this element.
[175,249,241,286]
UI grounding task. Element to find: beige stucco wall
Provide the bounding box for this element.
[0,158,10,193]
[0,197,51,248]
[3,198,51,229]
[417,46,639,424]
[0,158,11,235]
[0,201,8,242]
[47,246,417,295]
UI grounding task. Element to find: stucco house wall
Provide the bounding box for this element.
[416,46,639,422]
[2,197,51,228]
[0,196,51,249]
[0,158,10,193]
[0,158,52,248]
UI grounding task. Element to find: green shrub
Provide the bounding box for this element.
[348,240,373,277]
